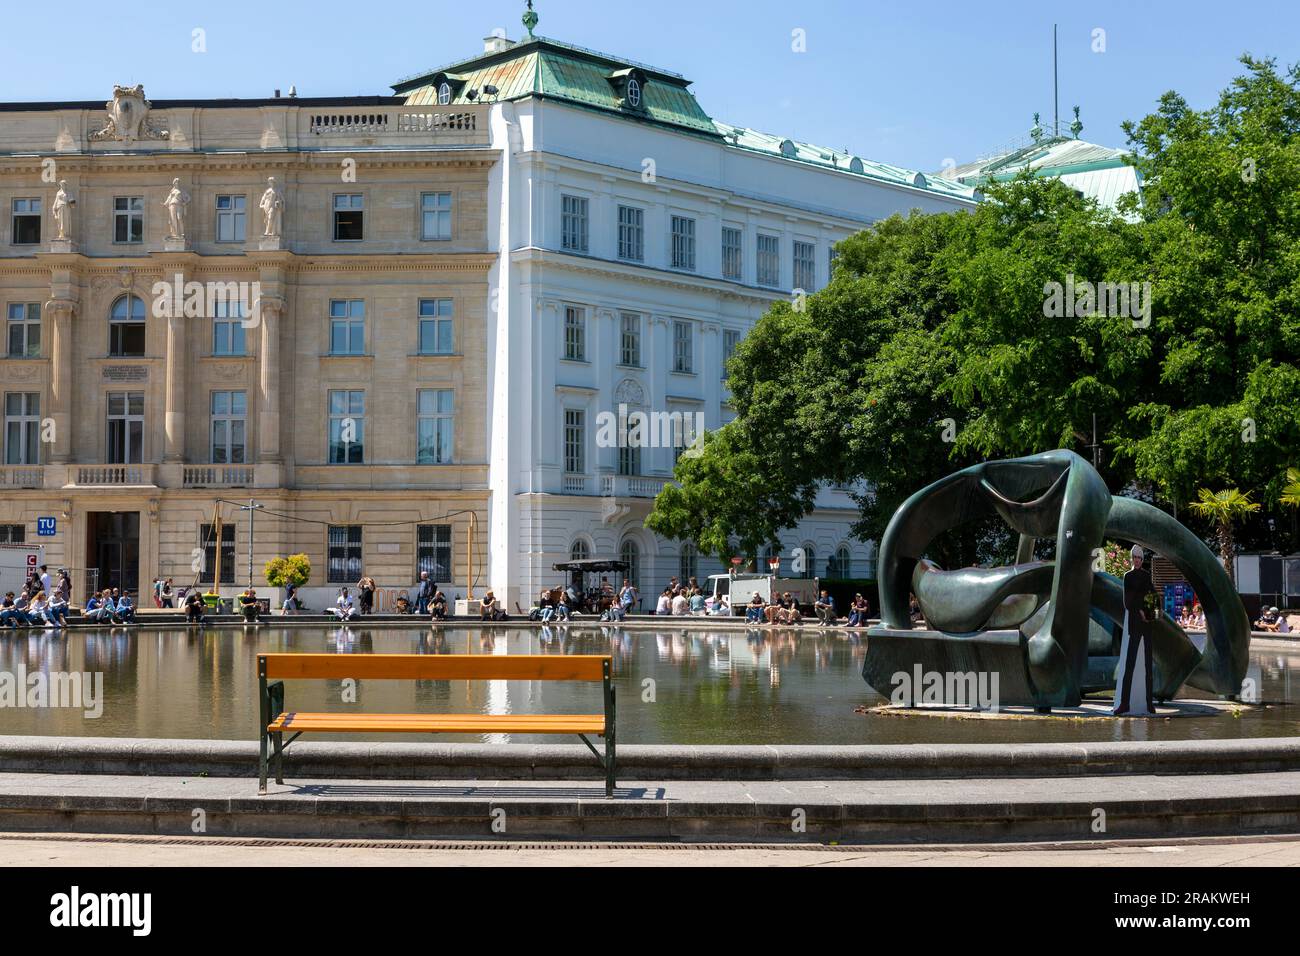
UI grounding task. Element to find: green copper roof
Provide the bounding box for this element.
[393,35,976,201]
[394,36,718,137]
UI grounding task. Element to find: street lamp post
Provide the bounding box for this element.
[237,499,265,591]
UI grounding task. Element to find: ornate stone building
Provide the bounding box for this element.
[0,18,976,608]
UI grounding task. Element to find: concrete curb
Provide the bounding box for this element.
[3,735,1299,780]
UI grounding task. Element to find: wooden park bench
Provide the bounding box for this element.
[257,653,616,796]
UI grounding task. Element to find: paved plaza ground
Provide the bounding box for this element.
[1,832,1296,867]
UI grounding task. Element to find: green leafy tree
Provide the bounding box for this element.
[265,554,312,589]
[1187,489,1261,582]
[1282,467,1300,508]
[648,56,1300,562]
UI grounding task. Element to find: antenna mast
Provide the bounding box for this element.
[1053,24,1059,137]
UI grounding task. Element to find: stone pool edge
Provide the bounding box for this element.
[2,734,1298,780]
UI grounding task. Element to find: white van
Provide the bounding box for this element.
[707,573,819,616]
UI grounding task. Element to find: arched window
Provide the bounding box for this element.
[679,542,697,583]
[438,82,452,105]
[570,539,590,561]
[620,538,641,593]
[829,545,852,579]
[109,294,146,357]
[626,78,642,108]
[800,544,816,579]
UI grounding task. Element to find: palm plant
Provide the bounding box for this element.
[1188,488,1261,584]
[1282,468,1300,508]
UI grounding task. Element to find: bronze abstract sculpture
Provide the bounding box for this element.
[864,450,1250,712]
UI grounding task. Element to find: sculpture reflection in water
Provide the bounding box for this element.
[864,450,1251,713]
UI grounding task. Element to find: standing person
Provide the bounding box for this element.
[415,571,434,616]
[357,574,376,615]
[38,565,52,596]
[56,569,72,605]
[153,578,164,608]
[160,578,175,608]
[1114,545,1156,717]
[619,579,638,616]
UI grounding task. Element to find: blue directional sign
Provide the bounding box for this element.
[36,516,56,537]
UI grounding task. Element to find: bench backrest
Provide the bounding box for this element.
[259,653,609,683]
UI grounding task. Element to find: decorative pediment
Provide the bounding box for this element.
[90,85,169,143]
[614,378,645,406]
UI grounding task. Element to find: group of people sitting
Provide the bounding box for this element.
[655,582,716,617]
[1177,602,1208,630]
[1254,606,1295,633]
[83,589,137,625]
[0,572,140,629]
[0,587,74,628]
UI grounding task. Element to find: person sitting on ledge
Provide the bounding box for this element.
[814,589,838,626]
[184,589,205,625]
[848,593,871,628]
[745,591,766,623]
[331,588,358,621]
[81,590,110,625]
[480,589,506,621]
[114,592,136,624]
[1255,606,1282,632]
[240,588,261,623]
[430,590,447,621]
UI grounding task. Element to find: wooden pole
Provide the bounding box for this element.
[210,499,222,594]
[467,511,476,600]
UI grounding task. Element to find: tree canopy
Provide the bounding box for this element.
[647,55,1300,564]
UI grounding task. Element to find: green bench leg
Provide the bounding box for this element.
[258,729,268,795]
[273,731,285,785]
[605,731,615,798]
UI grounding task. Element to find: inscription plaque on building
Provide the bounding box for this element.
[102,366,149,382]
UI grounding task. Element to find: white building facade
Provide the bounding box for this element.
[396,25,978,606]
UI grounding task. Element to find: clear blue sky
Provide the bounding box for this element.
[4,0,1296,172]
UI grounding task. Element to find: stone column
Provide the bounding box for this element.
[45,299,76,464]
[163,308,186,462]
[258,297,284,462]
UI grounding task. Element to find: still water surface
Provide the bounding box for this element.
[0,625,1296,745]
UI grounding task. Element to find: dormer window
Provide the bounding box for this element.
[606,68,648,112]
[428,73,467,106]
[438,82,452,105]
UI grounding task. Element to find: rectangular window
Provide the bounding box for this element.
[113,197,144,244]
[671,215,696,271]
[199,523,236,585]
[793,240,816,292]
[417,298,454,354]
[333,193,364,241]
[564,305,586,361]
[561,194,589,252]
[617,205,644,262]
[215,195,246,242]
[722,329,740,380]
[417,389,454,464]
[210,390,247,464]
[212,299,247,355]
[618,444,641,477]
[757,234,780,288]
[327,525,363,584]
[421,191,452,240]
[673,319,693,374]
[6,303,40,358]
[416,524,453,582]
[619,312,641,367]
[4,393,40,465]
[329,299,365,355]
[328,390,365,464]
[564,408,585,474]
[722,226,742,280]
[0,524,24,544]
[106,391,144,464]
[11,198,40,245]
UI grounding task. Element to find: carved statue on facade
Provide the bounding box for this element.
[162,178,190,240]
[259,177,285,238]
[52,181,75,240]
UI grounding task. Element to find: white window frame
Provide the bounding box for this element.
[421,191,452,241]
[561,194,589,252]
[563,305,587,362]
[672,319,694,374]
[721,226,743,280]
[417,388,454,464]
[113,196,144,244]
[328,389,366,464]
[215,195,247,243]
[757,233,781,288]
[671,215,696,271]
[4,392,40,465]
[617,205,644,262]
[794,239,816,292]
[6,302,41,358]
[563,408,586,474]
[619,312,641,367]
[210,390,247,464]
[418,298,454,355]
[329,299,365,355]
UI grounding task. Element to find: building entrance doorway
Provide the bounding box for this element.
[87,511,140,594]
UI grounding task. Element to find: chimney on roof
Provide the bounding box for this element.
[484,34,515,54]
[273,89,281,99]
